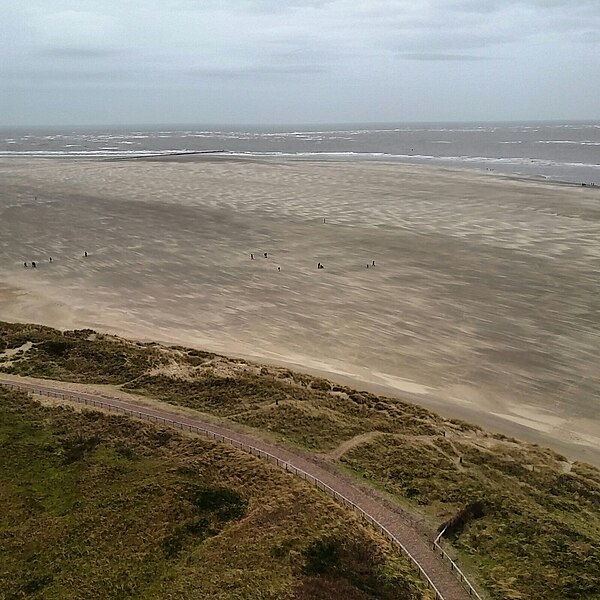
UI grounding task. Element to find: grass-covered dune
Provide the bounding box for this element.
[0,387,425,600]
[2,321,600,600]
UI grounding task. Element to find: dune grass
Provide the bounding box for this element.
[340,435,600,600]
[2,321,600,599]
[0,322,162,384]
[0,387,426,600]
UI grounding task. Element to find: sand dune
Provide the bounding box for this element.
[1,156,599,465]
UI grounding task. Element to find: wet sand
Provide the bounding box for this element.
[1,156,599,465]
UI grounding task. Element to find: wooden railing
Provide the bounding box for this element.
[433,528,484,599]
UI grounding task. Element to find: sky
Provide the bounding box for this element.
[1,0,599,126]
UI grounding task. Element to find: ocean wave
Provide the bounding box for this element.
[1,148,599,171]
[408,154,600,169]
[537,140,600,145]
[225,151,394,158]
[0,150,184,157]
[222,150,600,169]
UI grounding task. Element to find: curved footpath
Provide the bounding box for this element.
[0,376,475,600]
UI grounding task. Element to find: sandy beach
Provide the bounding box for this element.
[1,156,599,465]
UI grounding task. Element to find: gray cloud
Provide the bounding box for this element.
[2,68,134,82]
[577,30,600,43]
[42,46,122,59]
[398,53,494,61]
[446,0,597,12]
[187,64,327,79]
[1,0,599,124]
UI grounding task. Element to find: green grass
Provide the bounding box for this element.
[340,436,600,600]
[2,320,600,599]
[0,387,426,600]
[0,322,161,384]
[123,373,441,452]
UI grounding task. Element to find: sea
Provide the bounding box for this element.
[1,121,599,185]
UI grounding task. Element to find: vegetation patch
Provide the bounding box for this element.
[296,535,404,600]
[125,373,441,451]
[0,321,161,383]
[342,436,600,600]
[124,372,296,416]
[0,386,425,600]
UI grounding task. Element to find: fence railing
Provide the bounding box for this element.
[432,527,484,599]
[1,379,480,600]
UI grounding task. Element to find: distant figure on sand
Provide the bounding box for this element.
[323,218,326,224]
[84,251,88,257]
[251,253,254,260]
[264,252,268,258]
[277,266,281,272]
[317,262,324,269]
[31,261,36,268]
[372,260,376,266]
[23,262,27,268]
[49,257,52,262]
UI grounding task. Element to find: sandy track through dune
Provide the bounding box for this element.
[0,376,475,600]
[328,431,383,460]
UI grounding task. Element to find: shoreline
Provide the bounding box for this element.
[1,152,599,189]
[138,334,600,468]
[2,310,599,468]
[1,156,598,468]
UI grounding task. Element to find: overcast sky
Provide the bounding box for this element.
[1,0,599,126]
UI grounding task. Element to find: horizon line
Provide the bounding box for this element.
[1,118,600,130]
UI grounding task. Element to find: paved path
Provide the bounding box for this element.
[0,376,475,600]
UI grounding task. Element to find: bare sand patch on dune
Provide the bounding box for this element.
[0,156,598,465]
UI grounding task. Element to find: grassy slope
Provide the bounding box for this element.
[0,387,426,600]
[2,322,600,599]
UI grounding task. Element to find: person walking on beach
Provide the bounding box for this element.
[251,253,254,260]
[23,262,27,268]
[264,252,268,258]
[49,257,52,263]
[84,251,88,257]
[372,260,376,266]
[31,261,36,268]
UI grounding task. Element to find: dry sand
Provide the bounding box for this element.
[0,156,599,465]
